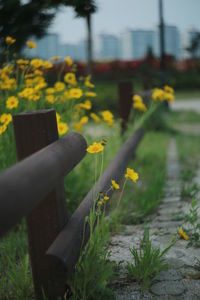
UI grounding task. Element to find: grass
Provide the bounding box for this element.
[117,131,170,224]
[127,228,174,291]
[168,111,200,125]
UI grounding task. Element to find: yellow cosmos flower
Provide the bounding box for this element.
[79,100,92,110]
[164,92,174,102]
[125,168,139,182]
[6,36,16,45]
[80,116,88,125]
[17,59,29,65]
[90,112,101,123]
[101,110,114,126]
[30,59,43,69]
[152,88,165,101]
[0,124,7,135]
[45,95,55,104]
[64,56,73,66]
[68,88,83,99]
[98,201,103,207]
[164,85,174,94]
[42,60,53,69]
[6,96,19,109]
[0,113,12,125]
[111,180,120,190]
[104,196,109,201]
[57,122,68,136]
[85,91,97,97]
[133,95,143,103]
[85,75,95,88]
[73,122,82,132]
[133,101,147,112]
[56,113,61,123]
[64,73,77,86]
[34,69,43,76]
[51,56,61,61]
[26,40,37,49]
[54,82,66,92]
[46,87,55,94]
[178,227,189,241]
[87,142,104,154]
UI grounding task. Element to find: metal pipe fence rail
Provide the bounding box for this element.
[0,109,144,300]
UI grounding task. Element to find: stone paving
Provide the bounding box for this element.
[170,100,200,113]
[109,138,200,299]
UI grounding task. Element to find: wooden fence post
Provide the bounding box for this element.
[13,109,68,300]
[118,81,133,133]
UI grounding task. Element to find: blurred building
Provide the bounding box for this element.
[155,25,181,60]
[95,34,120,60]
[120,29,156,60]
[24,33,59,59]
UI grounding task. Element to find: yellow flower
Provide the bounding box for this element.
[80,116,88,125]
[0,124,7,135]
[56,113,61,123]
[125,168,139,182]
[152,88,165,102]
[111,180,120,190]
[6,36,16,44]
[73,122,83,132]
[46,87,55,94]
[85,91,97,97]
[30,59,43,69]
[164,85,174,94]
[79,100,92,110]
[26,40,37,49]
[101,110,114,126]
[98,201,103,207]
[0,113,12,125]
[17,59,29,65]
[164,92,174,103]
[42,60,53,69]
[6,96,18,109]
[34,69,43,76]
[57,122,68,136]
[178,227,189,241]
[64,73,77,86]
[104,196,109,201]
[133,101,147,112]
[64,56,73,66]
[85,75,95,88]
[45,95,55,104]
[54,82,66,92]
[87,142,104,154]
[51,56,61,61]
[68,88,83,99]
[90,112,101,123]
[133,95,143,103]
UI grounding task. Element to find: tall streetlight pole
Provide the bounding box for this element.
[159,0,165,86]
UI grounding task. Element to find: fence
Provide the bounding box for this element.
[0,82,145,299]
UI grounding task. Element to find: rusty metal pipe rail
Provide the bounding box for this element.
[47,128,144,274]
[0,132,87,238]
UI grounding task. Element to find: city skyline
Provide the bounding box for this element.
[49,0,200,44]
[26,23,199,62]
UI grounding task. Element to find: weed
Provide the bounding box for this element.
[183,199,200,247]
[126,228,174,291]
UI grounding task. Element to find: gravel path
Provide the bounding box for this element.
[109,138,200,299]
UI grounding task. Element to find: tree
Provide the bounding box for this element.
[0,0,57,54]
[186,32,200,59]
[52,0,97,75]
[73,0,97,75]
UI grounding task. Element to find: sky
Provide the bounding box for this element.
[49,0,200,44]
